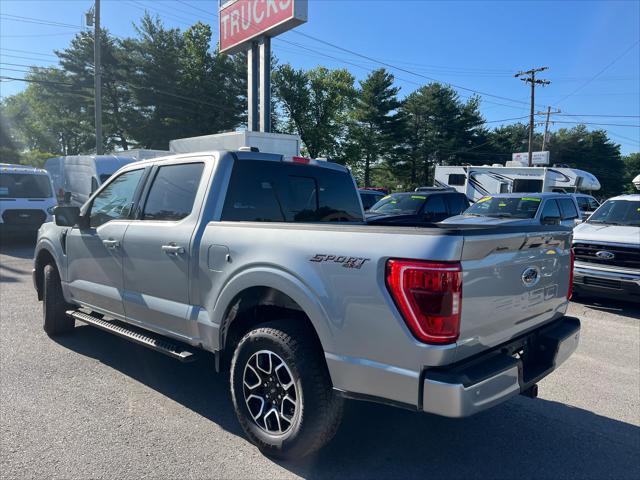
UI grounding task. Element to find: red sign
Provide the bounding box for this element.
[219,0,308,54]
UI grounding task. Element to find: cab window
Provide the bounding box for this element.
[89,169,144,228]
[423,195,448,221]
[142,163,204,221]
[558,198,579,219]
[540,199,561,220]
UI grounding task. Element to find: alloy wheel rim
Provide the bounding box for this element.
[242,350,299,435]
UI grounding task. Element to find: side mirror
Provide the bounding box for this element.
[54,206,82,227]
[541,215,561,226]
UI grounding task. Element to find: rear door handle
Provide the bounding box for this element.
[162,244,185,256]
[102,239,120,249]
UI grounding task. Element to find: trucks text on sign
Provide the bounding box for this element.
[219,0,308,54]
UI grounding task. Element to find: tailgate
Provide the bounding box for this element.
[456,228,573,362]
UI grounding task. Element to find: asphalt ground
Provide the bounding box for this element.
[1,236,639,479]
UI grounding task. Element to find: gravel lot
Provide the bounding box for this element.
[1,237,639,479]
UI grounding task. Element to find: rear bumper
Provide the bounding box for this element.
[573,262,640,298]
[421,316,580,417]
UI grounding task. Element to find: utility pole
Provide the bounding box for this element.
[515,67,550,166]
[539,106,561,151]
[93,0,103,154]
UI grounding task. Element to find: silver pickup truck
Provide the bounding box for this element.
[33,150,580,459]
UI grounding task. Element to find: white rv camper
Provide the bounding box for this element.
[633,174,640,191]
[434,164,601,202]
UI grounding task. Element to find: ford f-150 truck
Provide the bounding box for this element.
[33,150,581,459]
[572,194,640,300]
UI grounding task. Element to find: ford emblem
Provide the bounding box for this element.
[521,267,541,287]
[595,251,615,260]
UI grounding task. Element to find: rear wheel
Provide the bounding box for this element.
[42,264,74,336]
[230,320,343,459]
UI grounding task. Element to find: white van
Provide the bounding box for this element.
[44,155,141,206]
[0,164,57,234]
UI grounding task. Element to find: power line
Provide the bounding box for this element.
[554,114,640,118]
[290,30,543,109]
[0,13,82,29]
[0,48,58,59]
[0,53,58,63]
[547,120,640,128]
[555,40,640,105]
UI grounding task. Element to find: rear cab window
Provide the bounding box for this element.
[222,160,363,223]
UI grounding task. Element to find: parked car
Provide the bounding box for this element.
[0,163,56,235]
[366,189,469,223]
[571,193,600,219]
[442,192,581,228]
[572,194,640,300]
[358,189,386,211]
[44,155,142,207]
[34,150,579,459]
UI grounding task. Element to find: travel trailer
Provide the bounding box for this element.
[434,163,601,202]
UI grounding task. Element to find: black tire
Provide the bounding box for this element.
[43,264,75,336]
[230,320,344,459]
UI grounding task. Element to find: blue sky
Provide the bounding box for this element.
[1,0,639,154]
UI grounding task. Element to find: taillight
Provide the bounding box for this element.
[567,248,575,300]
[291,156,311,164]
[385,259,462,344]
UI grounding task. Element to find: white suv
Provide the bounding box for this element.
[0,164,57,235]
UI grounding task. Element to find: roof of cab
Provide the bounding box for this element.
[0,163,49,175]
[477,192,574,199]
[608,194,640,201]
[118,150,350,173]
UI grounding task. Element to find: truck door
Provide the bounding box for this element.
[121,161,207,338]
[65,168,146,318]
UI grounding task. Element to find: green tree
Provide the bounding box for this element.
[622,152,640,193]
[547,125,624,198]
[398,83,485,187]
[273,64,356,158]
[1,68,93,156]
[348,68,403,186]
[57,29,137,152]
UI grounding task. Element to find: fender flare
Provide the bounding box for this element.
[212,265,335,354]
[33,240,63,299]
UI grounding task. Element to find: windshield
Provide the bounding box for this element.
[465,196,542,219]
[369,194,426,215]
[587,199,640,226]
[0,173,53,199]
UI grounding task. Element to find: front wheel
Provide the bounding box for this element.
[230,321,344,459]
[42,264,74,336]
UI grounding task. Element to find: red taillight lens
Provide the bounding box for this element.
[291,156,311,164]
[567,248,575,300]
[386,259,462,344]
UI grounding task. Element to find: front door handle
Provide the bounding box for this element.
[162,244,185,256]
[102,239,120,249]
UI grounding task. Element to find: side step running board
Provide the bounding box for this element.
[67,310,196,363]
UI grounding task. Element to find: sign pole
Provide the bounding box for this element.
[259,36,271,133]
[247,41,259,132]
